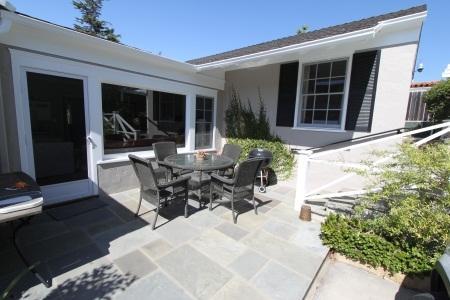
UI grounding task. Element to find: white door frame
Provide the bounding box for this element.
[11,52,97,204]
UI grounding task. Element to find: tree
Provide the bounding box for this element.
[296,25,309,34]
[73,0,120,42]
[424,79,450,122]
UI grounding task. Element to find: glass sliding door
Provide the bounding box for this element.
[195,96,214,149]
[26,72,92,203]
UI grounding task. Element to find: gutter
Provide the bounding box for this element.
[195,11,427,71]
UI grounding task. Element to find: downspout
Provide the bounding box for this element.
[411,22,424,81]
[0,0,15,34]
[0,14,12,34]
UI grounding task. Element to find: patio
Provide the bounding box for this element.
[0,185,328,300]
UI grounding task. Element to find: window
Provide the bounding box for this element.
[195,96,214,149]
[298,59,347,128]
[102,83,185,154]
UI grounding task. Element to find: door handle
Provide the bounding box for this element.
[87,136,96,148]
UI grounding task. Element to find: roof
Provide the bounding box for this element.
[187,5,427,65]
[410,81,439,88]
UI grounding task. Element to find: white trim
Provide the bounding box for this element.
[97,147,218,165]
[14,66,95,203]
[195,11,427,70]
[291,127,346,133]
[294,57,351,130]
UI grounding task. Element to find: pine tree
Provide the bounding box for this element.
[73,0,120,42]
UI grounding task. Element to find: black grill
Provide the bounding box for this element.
[248,148,273,192]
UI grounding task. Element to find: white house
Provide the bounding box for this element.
[0,2,427,204]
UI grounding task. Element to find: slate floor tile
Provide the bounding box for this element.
[114,271,192,300]
[215,222,249,241]
[242,230,324,279]
[114,250,157,279]
[251,261,309,300]
[190,229,247,266]
[262,219,298,240]
[141,239,173,259]
[228,249,268,280]
[156,218,200,246]
[212,277,268,300]
[157,245,232,300]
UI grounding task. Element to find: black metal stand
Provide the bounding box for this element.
[11,218,51,288]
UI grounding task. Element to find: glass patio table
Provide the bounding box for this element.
[163,153,234,205]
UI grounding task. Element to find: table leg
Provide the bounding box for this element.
[198,171,202,209]
[12,218,52,288]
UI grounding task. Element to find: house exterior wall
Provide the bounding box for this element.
[219,43,417,148]
[0,43,20,173]
[0,11,224,199]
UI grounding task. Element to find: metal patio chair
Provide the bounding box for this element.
[129,154,190,230]
[218,144,242,177]
[209,158,263,224]
[153,141,193,179]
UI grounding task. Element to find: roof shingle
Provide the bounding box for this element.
[187,5,427,65]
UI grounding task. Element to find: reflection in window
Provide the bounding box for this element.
[102,83,186,154]
[299,59,347,128]
[195,96,214,149]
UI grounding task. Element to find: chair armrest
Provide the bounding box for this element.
[158,175,190,189]
[210,173,235,185]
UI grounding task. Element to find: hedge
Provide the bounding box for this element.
[321,214,439,276]
[226,138,295,180]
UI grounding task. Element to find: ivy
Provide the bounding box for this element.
[225,88,295,179]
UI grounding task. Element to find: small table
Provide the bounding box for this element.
[0,172,50,287]
[163,153,234,205]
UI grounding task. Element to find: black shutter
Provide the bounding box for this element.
[345,50,380,132]
[276,62,299,127]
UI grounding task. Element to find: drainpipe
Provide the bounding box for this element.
[0,0,16,12]
[0,0,15,34]
[0,14,12,34]
[372,21,386,38]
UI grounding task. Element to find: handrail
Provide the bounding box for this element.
[311,121,450,159]
[308,127,406,152]
[293,121,450,211]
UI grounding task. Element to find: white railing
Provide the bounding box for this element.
[103,112,139,141]
[294,121,450,211]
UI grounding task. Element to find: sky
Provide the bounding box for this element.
[10,0,450,82]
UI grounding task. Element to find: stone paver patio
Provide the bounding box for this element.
[0,186,328,300]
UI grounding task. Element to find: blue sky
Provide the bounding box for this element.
[11,0,449,81]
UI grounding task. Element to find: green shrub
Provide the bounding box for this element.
[321,214,438,275]
[424,79,450,122]
[224,88,295,179]
[321,142,450,276]
[227,138,295,179]
[225,87,277,140]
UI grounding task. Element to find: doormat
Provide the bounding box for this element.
[46,197,107,221]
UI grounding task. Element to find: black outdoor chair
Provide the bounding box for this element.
[218,144,242,177]
[210,158,263,224]
[129,154,190,230]
[153,141,193,179]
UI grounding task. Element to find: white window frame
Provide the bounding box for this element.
[293,56,353,132]
[10,49,218,169]
[100,82,189,157]
[195,95,216,150]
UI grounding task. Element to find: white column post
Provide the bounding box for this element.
[294,149,313,211]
